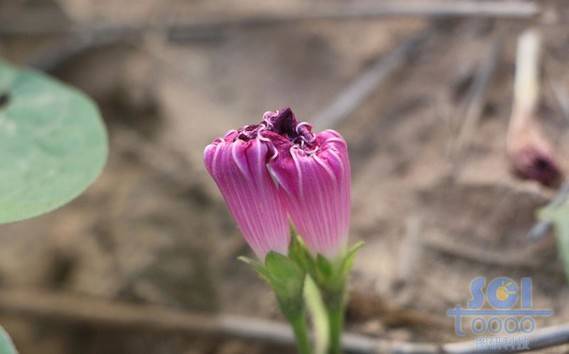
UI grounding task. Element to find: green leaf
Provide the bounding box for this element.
[0,327,18,354]
[539,205,569,281]
[0,60,108,223]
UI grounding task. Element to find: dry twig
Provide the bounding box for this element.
[0,289,569,354]
[19,1,538,71]
[423,233,556,270]
[313,30,431,130]
[0,1,540,36]
[507,29,563,187]
[453,38,501,155]
[548,78,569,123]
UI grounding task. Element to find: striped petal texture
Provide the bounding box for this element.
[204,130,290,259]
[204,108,351,260]
[268,126,351,258]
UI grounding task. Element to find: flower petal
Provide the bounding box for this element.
[203,138,290,259]
[269,130,351,258]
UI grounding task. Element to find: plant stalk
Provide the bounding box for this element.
[327,306,344,354]
[323,290,346,354]
[288,311,313,354]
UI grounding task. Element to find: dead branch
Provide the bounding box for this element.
[313,30,431,130]
[507,28,563,188]
[548,78,569,124]
[167,1,539,38]
[0,288,569,354]
[423,233,559,271]
[0,1,540,36]
[23,1,539,71]
[394,217,424,291]
[453,38,501,155]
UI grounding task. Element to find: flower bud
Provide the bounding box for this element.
[266,109,351,258]
[204,126,290,259]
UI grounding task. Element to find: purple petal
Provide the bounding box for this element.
[269,130,351,258]
[203,138,290,259]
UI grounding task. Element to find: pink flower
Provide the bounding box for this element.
[266,109,351,258]
[204,108,351,260]
[204,125,290,260]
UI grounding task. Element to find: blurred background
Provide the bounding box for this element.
[1,0,569,353]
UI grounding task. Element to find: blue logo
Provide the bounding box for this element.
[447,277,553,339]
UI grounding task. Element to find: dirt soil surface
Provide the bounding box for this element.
[1,0,569,353]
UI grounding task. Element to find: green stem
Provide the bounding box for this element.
[326,296,345,354]
[288,312,313,354]
[304,276,329,354]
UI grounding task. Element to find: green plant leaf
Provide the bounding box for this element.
[539,205,569,281]
[0,59,108,223]
[0,327,18,354]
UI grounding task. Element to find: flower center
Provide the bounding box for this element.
[237,124,261,141]
[263,108,317,152]
[228,108,318,154]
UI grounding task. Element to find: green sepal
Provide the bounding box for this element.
[307,241,364,294]
[316,255,333,279]
[288,232,365,314]
[240,252,306,320]
[288,236,363,354]
[238,256,271,282]
[340,241,364,278]
[264,251,306,318]
[0,326,18,354]
[288,228,316,271]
